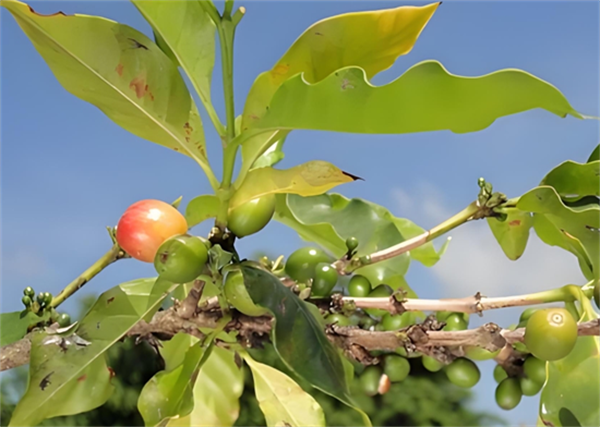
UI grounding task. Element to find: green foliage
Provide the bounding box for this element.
[242,353,326,427]
[230,161,356,210]
[276,193,446,286]
[251,61,581,135]
[238,266,354,408]
[0,310,50,347]
[132,0,217,126]
[0,0,214,185]
[185,195,220,228]
[487,208,534,260]
[167,347,244,427]
[8,278,175,427]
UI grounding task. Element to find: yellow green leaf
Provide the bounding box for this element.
[241,352,325,427]
[0,0,217,188]
[230,161,358,210]
[240,2,439,177]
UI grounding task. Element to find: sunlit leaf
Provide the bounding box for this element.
[0,310,51,347]
[241,352,325,427]
[133,0,218,126]
[0,0,214,185]
[240,2,439,175]
[167,347,243,427]
[518,186,599,279]
[158,332,196,372]
[242,2,439,128]
[540,160,600,201]
[240,265,372,425]
[138,341,210,426]
[185,195,219,228]
[486,208,533,260]
[8,277,175,426]
[251,61,582,135]
[230,161,358,210]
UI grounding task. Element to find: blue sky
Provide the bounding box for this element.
[1,1,599,425]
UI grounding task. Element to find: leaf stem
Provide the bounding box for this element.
[50,244,126,308]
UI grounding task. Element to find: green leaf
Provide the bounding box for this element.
[185,195,219,228]
[281,194,445,283]
[530,214,595,280]
[486,208,533,260]
[587,144,599,163]
[167,347,244,427]
[252,133,288,169]
[230,161,358,210]
[132,0,218,129]
[251,61,582,135]
[518,186,599,279]
[0,0,215,187]
[241,352,325,427]
[8,277,175,426]
[138,341,211,426]
[0,310,51,347]
[540,160,600,201]
[242,2,440,129]
[158,332,196,372]
[240,2,439,175]
[238,266,350,402]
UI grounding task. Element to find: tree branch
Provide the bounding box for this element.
[50,244,127,308]
[340,286,576,315]
[333,200,501,274]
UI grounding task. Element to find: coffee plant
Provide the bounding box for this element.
[1,1,598,426]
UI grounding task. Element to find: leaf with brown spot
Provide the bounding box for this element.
[0,0,214,187]
[487,208,534,261]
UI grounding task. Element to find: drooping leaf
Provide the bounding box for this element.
[540,160,600,201]
[8,277,175,426]
[486,208,534,260]
[138,341,211,426]
[185,195,219,228]
[167,347,244,427]
[530,214,595,280]
[239,267,350,402]
[241,352,326,427]
[280,194,445,284]
[230,161,358,210]
[0,0,215,186]
[240,2,439,174]
[132,0,218,127]
[587,144,600,163]
[518,186,599,279]
[251,61,582,135]
[0,310,51,347]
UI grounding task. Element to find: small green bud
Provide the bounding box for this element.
[36,292,45,305]
[477,177,485,188]
[43,292,53,306]
[23,287,35,298]
[345,237,359,252]
[57,313,71,328]
[22,296,32,307]
[359,255,371,265]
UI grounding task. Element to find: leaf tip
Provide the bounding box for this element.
[342,171,364,181]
